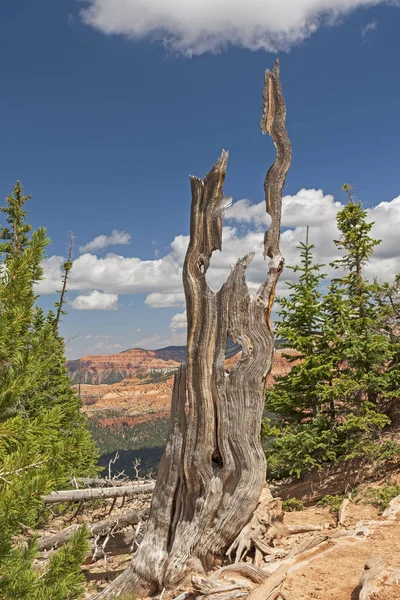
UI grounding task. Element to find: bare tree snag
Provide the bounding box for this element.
[92,59,291,600]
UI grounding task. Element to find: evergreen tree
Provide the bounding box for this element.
[0,182,98,599]
[322,185,392,430]
[263,188,395,479]
[376,273,400,409]
[267,228,328,420]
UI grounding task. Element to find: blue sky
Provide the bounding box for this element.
[1,0,400,358]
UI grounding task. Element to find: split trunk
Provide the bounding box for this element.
[94,60,291,599]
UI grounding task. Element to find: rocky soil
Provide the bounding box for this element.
[34,470,400,600]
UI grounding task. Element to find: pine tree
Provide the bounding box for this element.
[0,182,99,599]
[267,228,328,420]
[322,186,392,450]
[263,229,338,478]
[263,188,396,479]
[376,274,400,409]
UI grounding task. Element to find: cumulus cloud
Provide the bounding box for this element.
[70,290,119,310]
[39,190,400,310]
[79,230,131,253]
[37,255,64,294]
[226,189,341,230]
[37,251,182,296]
[170,311,187,332]
[145,292,185,308]
[80,0,391,55]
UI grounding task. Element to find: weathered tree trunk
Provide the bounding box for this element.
[93,60,291,599]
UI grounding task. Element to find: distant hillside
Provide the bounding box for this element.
[67,340,242,385]
[67,348,182,385]
[121,345,188,363]
[70,342,294,472]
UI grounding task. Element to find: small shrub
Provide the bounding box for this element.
[317,494,345,513]
[282,498,304,512]
[376,441,400,464]
[365,484,400,511]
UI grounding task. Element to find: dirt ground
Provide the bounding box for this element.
[37,477,400,600]
[282,504,400,600]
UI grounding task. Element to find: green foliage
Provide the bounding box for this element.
[317,494,345,513]
[282,498,304,512]
[365,484,400,511]
[264,189,399,480]
[89,411,169,455]
[264,415,338,479]
[0,182,99,599]
[0,526,90,600]
[375,440,400,464]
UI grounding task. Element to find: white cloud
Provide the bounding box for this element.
[145,292,185,308]
[85,334,112,339]
[70,290,119,311]
[80,0,391,55]
[37,255,64,294]
[38,190,400,309]
[170,311,187,332]
[226,189,341,229]
[79,230,131,253]
[133,334,162,348]
[226,199,270,228]
[38,251,182,296]
[361,19,377,38]
[95,341,124,349]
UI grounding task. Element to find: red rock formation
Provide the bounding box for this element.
[71,348,295,417]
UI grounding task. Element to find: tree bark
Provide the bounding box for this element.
[92,59,291,599]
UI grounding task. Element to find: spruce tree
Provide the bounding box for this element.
[0,182,98,599]
[267,228,328,420]
[264,188,395,479]
[321,186,392,456]
[264,229,338,478]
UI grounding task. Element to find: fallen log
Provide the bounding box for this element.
[38,510,147,551]
[39,529,138,563]
[71,477,130,488]
[285,524,323,535]
[83,569,125,582]
[42,483,155,504]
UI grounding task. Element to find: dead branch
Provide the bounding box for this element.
[38,510,147,552]
[247,565,289,600]
[210,563,269,585]
[42,482,155,504]
[285,524,323,535]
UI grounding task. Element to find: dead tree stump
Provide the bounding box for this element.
[93,59,291,599]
